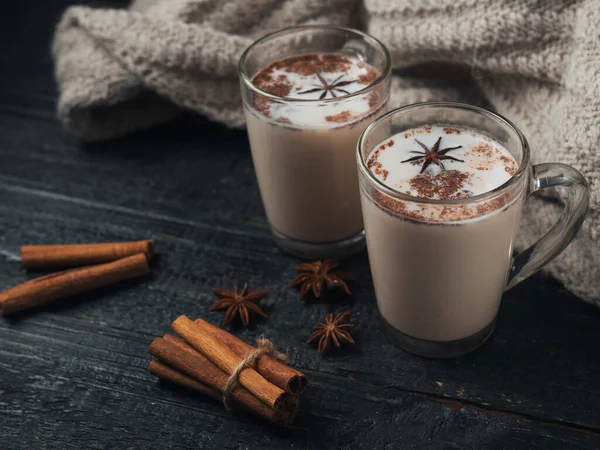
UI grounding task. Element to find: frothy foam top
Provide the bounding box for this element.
[251,53,381,127]
[367,126,518,200]
[365,126,520,222]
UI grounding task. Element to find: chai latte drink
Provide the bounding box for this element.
[359,103,589,357]
[239,27,391,258]
[364,125,520,345]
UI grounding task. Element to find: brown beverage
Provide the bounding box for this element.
[358,103,589,358]
[362,125,522,352]
[243,52,388,257]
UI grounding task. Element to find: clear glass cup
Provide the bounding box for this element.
[357,102,589,358]
[239,26,391,259]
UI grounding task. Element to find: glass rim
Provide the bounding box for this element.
[357,101,531,205]
[238,25,392,104]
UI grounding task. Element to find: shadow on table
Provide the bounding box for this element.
[81,114,248,162]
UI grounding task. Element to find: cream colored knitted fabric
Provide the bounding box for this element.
[53,0,600,306]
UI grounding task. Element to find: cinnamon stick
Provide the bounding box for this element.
[21,240,155,269]
[284,395,300,415]
[148,360,221,401]
[162,335,293,425]
[148,360,292,426]
[172,315,286,410]
[195,318,307,395]
[0,253,150,315]
[149,336,285,424]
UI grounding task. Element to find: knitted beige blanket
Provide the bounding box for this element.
[53,0,600,306]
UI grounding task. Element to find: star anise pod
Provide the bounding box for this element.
[298,73,357,99]
[401,137,464,173]
[290,259,353,300]
[307,312,355,354]
[209,283,268,326]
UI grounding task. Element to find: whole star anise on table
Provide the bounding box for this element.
[401,137,464,173]
[307,312,355,354]
[298,73,357,99]
[209,283,268,326]
[290,259,353,300]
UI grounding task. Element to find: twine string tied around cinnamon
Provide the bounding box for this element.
[222,337,288,410]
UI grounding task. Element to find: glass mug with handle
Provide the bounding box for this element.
[357,102,589,358]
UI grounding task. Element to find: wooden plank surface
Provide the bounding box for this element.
[1,1,599,449]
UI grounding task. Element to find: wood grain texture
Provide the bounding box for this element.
[1,0,599,448]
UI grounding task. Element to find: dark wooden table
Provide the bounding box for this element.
[1,1,599,449]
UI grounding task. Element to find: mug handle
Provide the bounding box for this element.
[506,163,590,290]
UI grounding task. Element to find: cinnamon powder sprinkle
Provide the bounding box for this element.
[367,147,390,181]
[250,54,352,111]
[253,95,272,117]
[367,154,381,170]
[371,189,512,222]
[404,125,433,138]
[250,53,382,118]
[500,155,518,175]
[325,110,353,123]
[471,143,518,175]
[252,54,352,90]
[367,146,385,169]
[443,127,462,135]
[366,139,400,181]
[472,143,494,157]
[409,170,470,200]
[476,193,511,216]
[368,160,387,180]
[367,92,380,108]
[358,67,378,85]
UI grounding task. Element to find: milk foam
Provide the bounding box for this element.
[368,126,518,200]
[251,53,380,128]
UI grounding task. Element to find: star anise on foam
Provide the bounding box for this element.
[401,137,464,173]
[209,283,268,326]
[307,312,355,354]
[290,260,354,300]
[297,73,357,99]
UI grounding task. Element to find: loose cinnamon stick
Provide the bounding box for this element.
[149,336,284,424]
[0,253,150,315]
[172,315,286,410]
[21,240,155,269]
[195,318,307,395]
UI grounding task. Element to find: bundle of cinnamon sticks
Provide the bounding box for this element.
[148,315,307,426]
[0,240,154,315]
